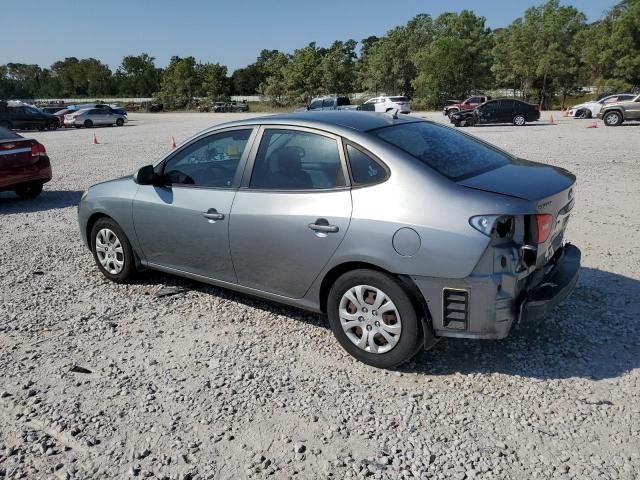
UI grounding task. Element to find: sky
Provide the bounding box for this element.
[2,0,618,73]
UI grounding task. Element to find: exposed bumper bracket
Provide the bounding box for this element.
[519,243,581,323]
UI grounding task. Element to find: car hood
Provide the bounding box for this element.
[458,158,576,201]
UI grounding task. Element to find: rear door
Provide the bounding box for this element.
[626,97,640,120]
[229,126,352,298]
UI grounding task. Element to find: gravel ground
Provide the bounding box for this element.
[1,112,639,480]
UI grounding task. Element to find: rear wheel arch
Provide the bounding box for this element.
[319,262,433,328]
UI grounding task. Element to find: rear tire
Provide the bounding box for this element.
[603,111,623,127]
[90,217,136,283]
[15,183,43,199]
[327,269,421,369]
[513,114,526,126]
[84,119,93,128]
[116,118,124,126]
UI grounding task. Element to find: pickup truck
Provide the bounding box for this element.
[443,95,492,118]
[296,96,358,112]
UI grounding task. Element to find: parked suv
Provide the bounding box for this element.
[598,94,640,126]
[0,103,59,131]
[78,112,580,368]
[569,93,636,119]
[443,95,492,118]
[360,96,411,114]
[450,98,540,127]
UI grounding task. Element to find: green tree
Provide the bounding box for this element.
[256,50,291,105]
[115,53,161,96]
[282,43,323,103]
[413,11,493,106]
[156,56,200,109]
[320,40,358,95]
[358,14,434,96]
[198,62,229,100]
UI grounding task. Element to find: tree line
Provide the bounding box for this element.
[1,0,638,109]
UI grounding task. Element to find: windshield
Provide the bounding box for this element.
[369,122,512,180]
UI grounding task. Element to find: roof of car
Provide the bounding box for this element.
[209,111,421,134]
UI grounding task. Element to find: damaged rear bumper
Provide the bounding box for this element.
[519,243,581,322]
[411,243,581,340]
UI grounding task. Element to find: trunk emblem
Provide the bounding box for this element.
[2,143,16,149]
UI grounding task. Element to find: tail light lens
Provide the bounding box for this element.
[535,214,553,243]
[534,105,540,111]
[31,141,46,158]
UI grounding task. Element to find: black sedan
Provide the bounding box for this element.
[450,99,540,127]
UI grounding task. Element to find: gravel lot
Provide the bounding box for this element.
[1,111,639,480]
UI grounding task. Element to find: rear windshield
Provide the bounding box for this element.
[389,96,408,102]
[369,122,512,180]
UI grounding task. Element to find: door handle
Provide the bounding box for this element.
[308,219,339,233]
[203,208,225,221]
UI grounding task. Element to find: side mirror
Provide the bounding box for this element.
[134,164,156,185]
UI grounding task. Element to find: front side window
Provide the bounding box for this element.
[370,121,512,181]
[468,97,481,104]
[250,129,344,190]
[346,144,387,186]
[309,99,323,109]
[162,129,252,187]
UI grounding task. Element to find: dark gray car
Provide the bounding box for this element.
[78,111,581,368]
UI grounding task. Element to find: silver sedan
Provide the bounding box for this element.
[78,111,581,368]
[64,108,127,128]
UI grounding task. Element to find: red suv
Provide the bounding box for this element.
[0,128,52,198]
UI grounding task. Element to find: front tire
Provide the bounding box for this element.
[327,269,421,369]
[90,218,136,283]
[447,109,459,119]
[84,119,93,128]
[603,111,623,127]
[14,183,43,199]
[116,118,124,126]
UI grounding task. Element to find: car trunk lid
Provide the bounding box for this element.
[0,138,39,169]
[457,158,575,201]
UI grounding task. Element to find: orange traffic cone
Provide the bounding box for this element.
[586,121,598,129]
[171,136,176,149]
[549,114,556,124]
[92,132,99,144]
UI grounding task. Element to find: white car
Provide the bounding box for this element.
[568,93,636,119]
[64,108,128,128]
[362,96,411,114]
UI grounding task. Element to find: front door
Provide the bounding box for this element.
[230,127,352,298]
[132,128,255,282]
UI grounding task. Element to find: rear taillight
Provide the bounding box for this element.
[535,214,553,243]
[534,104,540,112]
[31,141,46,158]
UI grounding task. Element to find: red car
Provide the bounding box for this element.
[0,128,52,198]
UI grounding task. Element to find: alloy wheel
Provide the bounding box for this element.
[604,112,621,126]
[338,285,402,354]
[95,228,125,274]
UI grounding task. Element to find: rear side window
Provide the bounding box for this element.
[389,97,408,102]
[309,99,323,110]
[370,122,512,181]
[346,144,387,186]
[250,129,344,190]
[336,97,351,106]
[322,98,336,108]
